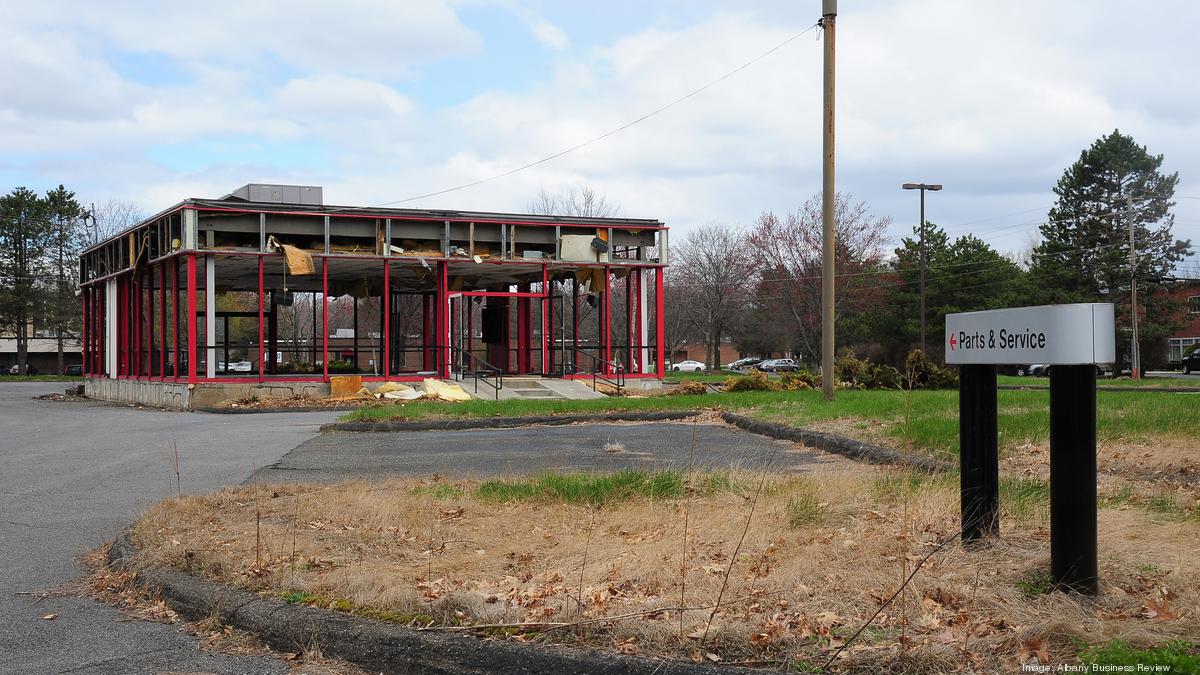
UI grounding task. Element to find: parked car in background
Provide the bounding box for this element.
[671,360,706,372]
[1183,351,1200,375]
[758,358,799,372]
[727,357,763,372]
[1020,364,1051,377]
[1019,363,1107,377]
[64,364,83,376]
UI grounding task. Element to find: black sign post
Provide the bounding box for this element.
[946,304,1113,595]
[959,364,999,543]
[1049,365,1099,594]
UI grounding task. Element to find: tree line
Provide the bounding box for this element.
[669,130,1194,374]
[0,187,142,373]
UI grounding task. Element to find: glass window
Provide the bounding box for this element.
[1189,296,1200,314]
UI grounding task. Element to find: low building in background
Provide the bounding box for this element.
[0,337,82,375]
[1166,280,1200,365]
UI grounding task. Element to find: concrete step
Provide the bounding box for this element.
[508,388,563,399]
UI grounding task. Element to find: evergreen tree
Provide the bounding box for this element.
[0,188,53,374]
[873,222,1025,362]
[1029,130,1191,372]
[44,185,90,374]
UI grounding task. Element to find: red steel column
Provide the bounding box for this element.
[422,294,432,371]
[258,255,265,383]
[117,276,125,376]
[159,263,166,379]
[655,267,665,379]
[438,261,449,378]
[322,257,329,382]
[632,271,642,373]
[173,258,180,380]
[603,266,612,374]
[517,284,531,373]
[625,271,634,372]
[542,266,551,374]
[186,254,198,384]
[383,259,390,378]
[81,286,89,377]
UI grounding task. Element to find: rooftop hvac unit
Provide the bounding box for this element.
[224,183,323,205]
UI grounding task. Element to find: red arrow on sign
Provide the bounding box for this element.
[949,332,957,351]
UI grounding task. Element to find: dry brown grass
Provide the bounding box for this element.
[128,460,1200,672]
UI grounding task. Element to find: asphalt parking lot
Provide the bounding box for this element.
[0,382,339,674]
[250,421,836,484]
[1,383,835,674]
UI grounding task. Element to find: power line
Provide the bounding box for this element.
[332,23,821,210]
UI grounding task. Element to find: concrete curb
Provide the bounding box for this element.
[321,409,699,433]
[106,531,755,675]
[720,412,954,474]
[197,405,361,415]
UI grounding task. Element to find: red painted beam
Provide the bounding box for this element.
[173,258,180,380]
[322,258,329,382]
[187,254,198,384]
[160,262,167,379]
[655,267,665,379]
[382,259,391,379]
[258,256,265,384]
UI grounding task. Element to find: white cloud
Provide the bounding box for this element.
[4,0,1200,262]
[528,17,569,49]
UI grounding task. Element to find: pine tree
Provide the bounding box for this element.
[874,222,1025,362]
[44,185,90,375]
[1029,130,1192,373]
[0,188,53,374]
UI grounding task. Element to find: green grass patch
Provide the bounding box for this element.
[1078,639,1200,672]
[476,470,687,506]
[341,386,1200,461]
[870,471,956,502]
[1101,486,1197,521]
[410,484,466,499]
[785,479,825,528]
[1000,375,1198,389]
[1000,478,1050,523]
[1016,569,1054,597]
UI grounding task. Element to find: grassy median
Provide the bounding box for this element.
[130,464,1200,672]
[341,388,1198,461]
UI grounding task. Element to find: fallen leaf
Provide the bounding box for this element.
[705,652,722,663]
[42,613,58,621]
[1144,596,1178,622]
[1019,637,1050,664]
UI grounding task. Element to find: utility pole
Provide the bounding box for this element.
[902,183,942,353]
[820,0,837,401]
[1128,193,1140,379]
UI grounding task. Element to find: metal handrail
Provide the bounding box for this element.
[561,347,625,395]
[453,348,503,400]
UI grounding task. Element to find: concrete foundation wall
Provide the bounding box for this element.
[84,378,331,410]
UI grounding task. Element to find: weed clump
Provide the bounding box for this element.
[724,370,778,392]
[669,380,708,396]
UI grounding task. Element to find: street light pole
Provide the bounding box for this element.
[902,183,942,353]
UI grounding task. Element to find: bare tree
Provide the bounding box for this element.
[672,224,754,370]
[87,199,146,247]
[747,193,891,362]
[527,185,620,218]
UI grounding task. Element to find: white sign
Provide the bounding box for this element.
[944,303,1115,365]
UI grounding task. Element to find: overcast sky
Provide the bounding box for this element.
[3,1,1199,271]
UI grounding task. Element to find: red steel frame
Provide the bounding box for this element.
[257,256,265,383]
[79,251,668,386]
